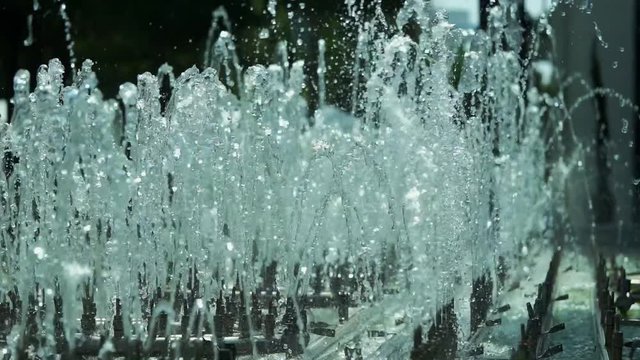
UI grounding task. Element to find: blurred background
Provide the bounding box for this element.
[0,0,639,247]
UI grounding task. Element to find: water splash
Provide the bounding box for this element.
[317,39,327,108]
[593,21,608,49]
[0,1,585,358]
[57,1,77,74]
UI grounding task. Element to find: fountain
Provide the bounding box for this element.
[0,0,603,359]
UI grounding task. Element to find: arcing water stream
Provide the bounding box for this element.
[0,0,603,358]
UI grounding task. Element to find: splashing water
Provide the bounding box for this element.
[0,0,589,358]
[593,21,608,49]
[57,1,77,74]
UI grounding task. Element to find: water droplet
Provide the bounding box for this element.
[594,22,608,49]
[119,82,138,106]
[23,15,34,47]
[267,0,276,17]
[33,246,45,260]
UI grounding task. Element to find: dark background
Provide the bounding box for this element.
[0,0,406,112]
